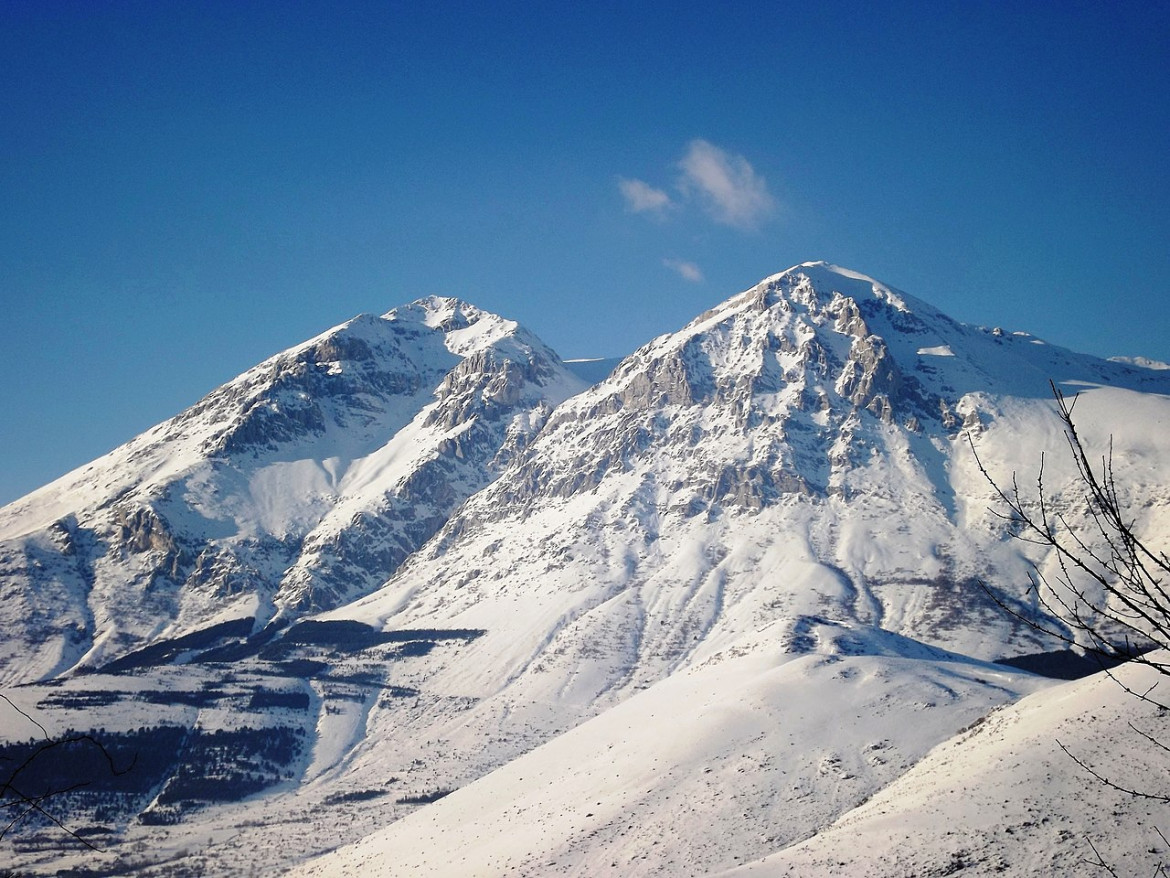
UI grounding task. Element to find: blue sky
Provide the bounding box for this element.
[3,1,1169,504]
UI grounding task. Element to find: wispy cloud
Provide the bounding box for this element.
[663,259,704,283]
[618,177,673,214]
[677,139,775,230]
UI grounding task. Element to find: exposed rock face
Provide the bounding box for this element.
[269,318,573,617]
[480,265,948,512]
[182,313,447,459]
[113,504,184,566]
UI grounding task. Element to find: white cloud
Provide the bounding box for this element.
[663,259,704,283]
[618,177,673,214]
[677,139,775,230]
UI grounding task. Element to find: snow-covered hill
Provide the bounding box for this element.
[288,627,1051,877]
[277,262,1170,876]
[717,651,1170,877]
[3,263,1169,876]
[334,263,1170,686]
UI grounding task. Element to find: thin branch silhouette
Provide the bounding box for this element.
[1,705,135,852]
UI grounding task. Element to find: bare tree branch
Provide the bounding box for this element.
[975,383,1170,875]
[0,710,134,853]
[1056,739,1170,804]
[969,383,1170,679]
[0,694,47,740]
[1081,833,1121,877]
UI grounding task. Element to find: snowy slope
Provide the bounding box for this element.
[336,264,1170,687]
[286,264,1170,877]
[718,651,1170,877]
[290,626,1050,877]
[261,264,1170,877]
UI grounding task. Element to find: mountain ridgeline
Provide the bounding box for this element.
[3,263,1170,876]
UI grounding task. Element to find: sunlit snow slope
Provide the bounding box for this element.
[718,652,1170,877]
[339,263,1170,683]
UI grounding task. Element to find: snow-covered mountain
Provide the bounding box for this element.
[337,262,1170,680]
[3,263,1169,876]
[0,296,586,683]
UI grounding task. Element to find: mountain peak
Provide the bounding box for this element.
[381,295,546,360]
[0,294,588,679]
[758,262,914,313]
[383,295,484,329]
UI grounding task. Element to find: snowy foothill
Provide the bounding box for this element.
[291,624,1051,877]
[719,653,1170,877]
